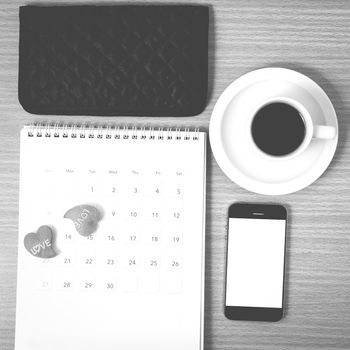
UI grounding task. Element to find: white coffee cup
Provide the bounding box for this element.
[247,96,337,160]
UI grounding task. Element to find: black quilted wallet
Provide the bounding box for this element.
[18,5,209,116]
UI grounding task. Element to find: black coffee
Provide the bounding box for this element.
[251,102,306,156]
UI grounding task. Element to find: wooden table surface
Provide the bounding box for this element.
[1,0,350,349]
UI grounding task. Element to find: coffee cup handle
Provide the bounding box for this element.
[313,125,336,139]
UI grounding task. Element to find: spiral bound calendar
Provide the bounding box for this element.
[16,125,206,350]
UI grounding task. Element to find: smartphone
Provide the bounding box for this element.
[224,203,287,322]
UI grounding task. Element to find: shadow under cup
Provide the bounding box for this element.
[251,102,306,157]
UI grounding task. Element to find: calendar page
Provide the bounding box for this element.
[16,126,206,350]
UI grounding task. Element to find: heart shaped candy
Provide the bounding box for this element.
[24,225,57,259]
[64,204,101,236]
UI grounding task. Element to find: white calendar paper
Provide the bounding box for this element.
[16,126,206,350]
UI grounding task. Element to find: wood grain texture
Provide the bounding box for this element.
[1,0,350,349]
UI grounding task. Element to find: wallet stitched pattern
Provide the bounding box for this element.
[19,5,209,116]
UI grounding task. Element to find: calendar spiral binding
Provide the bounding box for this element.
[26,124,201,141]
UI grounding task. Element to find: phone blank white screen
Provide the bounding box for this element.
[226,218,286,308]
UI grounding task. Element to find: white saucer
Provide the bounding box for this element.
[209,68,338,195]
